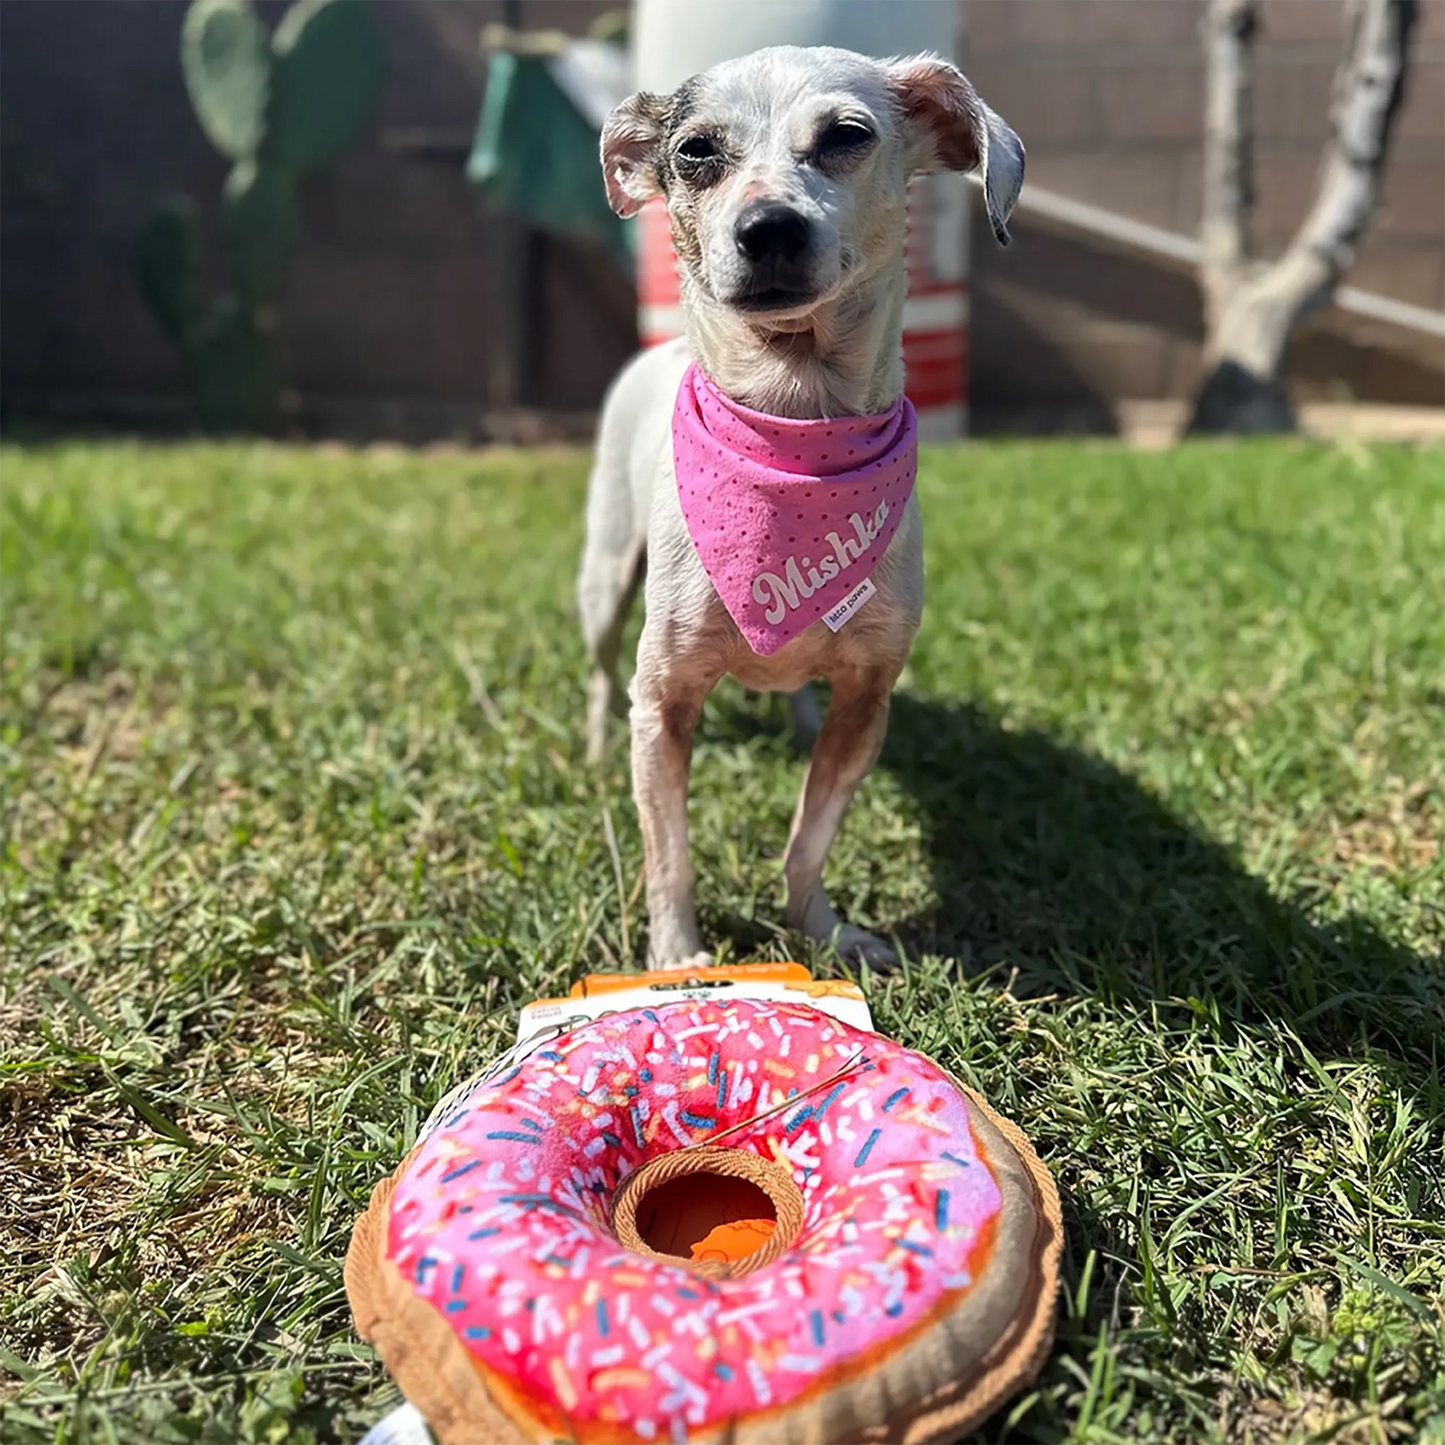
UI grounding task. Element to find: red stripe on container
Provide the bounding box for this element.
[905,282,969,300]
[904,329,967,408]
[638,201,680,307]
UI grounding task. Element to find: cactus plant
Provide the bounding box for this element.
[181,0,270,160]
[136,0,381,431]
[222,160,298,309]
[135,198,204,344]
[267,0,383,175]
[190,299,284,433]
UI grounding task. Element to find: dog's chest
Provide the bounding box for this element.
[661,488,924,692]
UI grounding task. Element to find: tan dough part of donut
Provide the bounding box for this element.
[344,1079,1063,1445]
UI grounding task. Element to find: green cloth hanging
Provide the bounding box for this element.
[468,49,632,269]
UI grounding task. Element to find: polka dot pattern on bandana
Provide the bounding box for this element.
[672,364,918,656]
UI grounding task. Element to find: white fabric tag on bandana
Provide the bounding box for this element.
[360,1403,435,1445]
[822,574,877,632]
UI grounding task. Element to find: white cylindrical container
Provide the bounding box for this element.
[633,0,970,439]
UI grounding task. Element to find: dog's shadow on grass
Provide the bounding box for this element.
[879,692,1440,1065]
[706,689,1437,1439]
[876,694,1442,1439]
[697,684,1438,1061]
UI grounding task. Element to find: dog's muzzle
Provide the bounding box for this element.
[730,200,817,311]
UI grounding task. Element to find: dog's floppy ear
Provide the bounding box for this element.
[601,92,668,218]
[889,56,1024,246]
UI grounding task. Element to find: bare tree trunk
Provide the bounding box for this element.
[1188,0,1417,435]
[1199,0,1255,328]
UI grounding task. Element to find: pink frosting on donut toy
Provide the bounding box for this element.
[383,998,1008,1442]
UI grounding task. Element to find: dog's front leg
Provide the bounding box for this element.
[783,666,900,967]
[630,631,719,970]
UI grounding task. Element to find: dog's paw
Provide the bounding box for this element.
[829,924,899,971]
[646,950,715,974]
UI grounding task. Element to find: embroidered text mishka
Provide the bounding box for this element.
[672,364,918,656]
[751,503,890,623]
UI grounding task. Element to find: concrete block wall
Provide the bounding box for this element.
[964,0,1444,422]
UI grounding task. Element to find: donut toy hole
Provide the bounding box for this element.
[634,1172,776,1262]
[611,1145,804,1277]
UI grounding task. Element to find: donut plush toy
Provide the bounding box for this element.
[346,990,1062,1445]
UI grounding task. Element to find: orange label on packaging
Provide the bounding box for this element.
[569,962,811,997]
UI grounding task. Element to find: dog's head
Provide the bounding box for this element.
[601,46,1023,325]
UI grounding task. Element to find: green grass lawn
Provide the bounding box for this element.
[2,438,1442,1445]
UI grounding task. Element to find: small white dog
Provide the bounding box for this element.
[578,46,1023,970]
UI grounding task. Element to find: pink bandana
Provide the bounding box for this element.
[673,363,918,656]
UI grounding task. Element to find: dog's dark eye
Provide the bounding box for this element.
[816,120,875,161]
[676,134,722,164]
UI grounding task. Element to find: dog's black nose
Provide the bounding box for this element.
[734,201,811,265]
